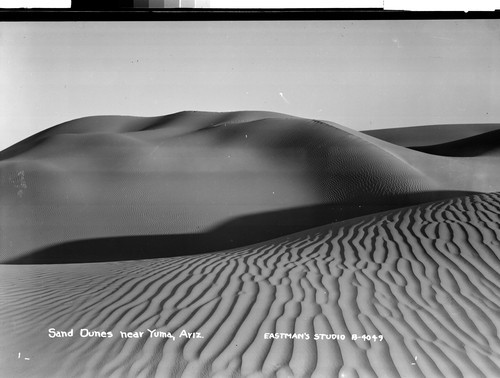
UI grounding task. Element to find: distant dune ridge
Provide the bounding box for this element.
[1,111,500,377]
[1,192,499,377]
[363,123,500,148]
[1,111,499,263]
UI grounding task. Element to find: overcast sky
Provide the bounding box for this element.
[1,20,499,150]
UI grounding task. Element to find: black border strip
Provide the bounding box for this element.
[1,9,499,21]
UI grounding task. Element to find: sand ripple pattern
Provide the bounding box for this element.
[1,193,500,377]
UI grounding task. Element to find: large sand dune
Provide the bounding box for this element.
[1,112,500,377]
[1,112,499,263]
[1,192,499,377]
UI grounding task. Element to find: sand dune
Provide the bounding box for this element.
[363,123,500,148]
[1,192,499,377]
[410,130,500,157]
[2,111,499,262]
[1,112,500,376]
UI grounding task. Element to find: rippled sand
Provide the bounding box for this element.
[1,192,499,377]
[1,112,499,377]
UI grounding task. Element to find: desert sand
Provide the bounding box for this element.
[1,111,499,263]
[1,193,499,377]
[363,123,500,148]
[1,111,499,377]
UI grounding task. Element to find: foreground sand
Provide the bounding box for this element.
[1,192,499,377]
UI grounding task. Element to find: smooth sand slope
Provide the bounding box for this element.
[1,192,499,377]
[1,112,500,263]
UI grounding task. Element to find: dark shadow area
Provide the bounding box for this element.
[363,124,500,148]
[409,130,500,157]
[4,190,478,264]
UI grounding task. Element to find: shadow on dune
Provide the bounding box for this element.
[410,130,500,157]
[5,190,478,264]
[363,124,500,148]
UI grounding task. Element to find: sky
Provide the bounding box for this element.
[1,20,499,150]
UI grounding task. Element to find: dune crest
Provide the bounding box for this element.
[2,111,498,262]
[1,192,499,377]
[410,129,500,157]
[363,123,500,148]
